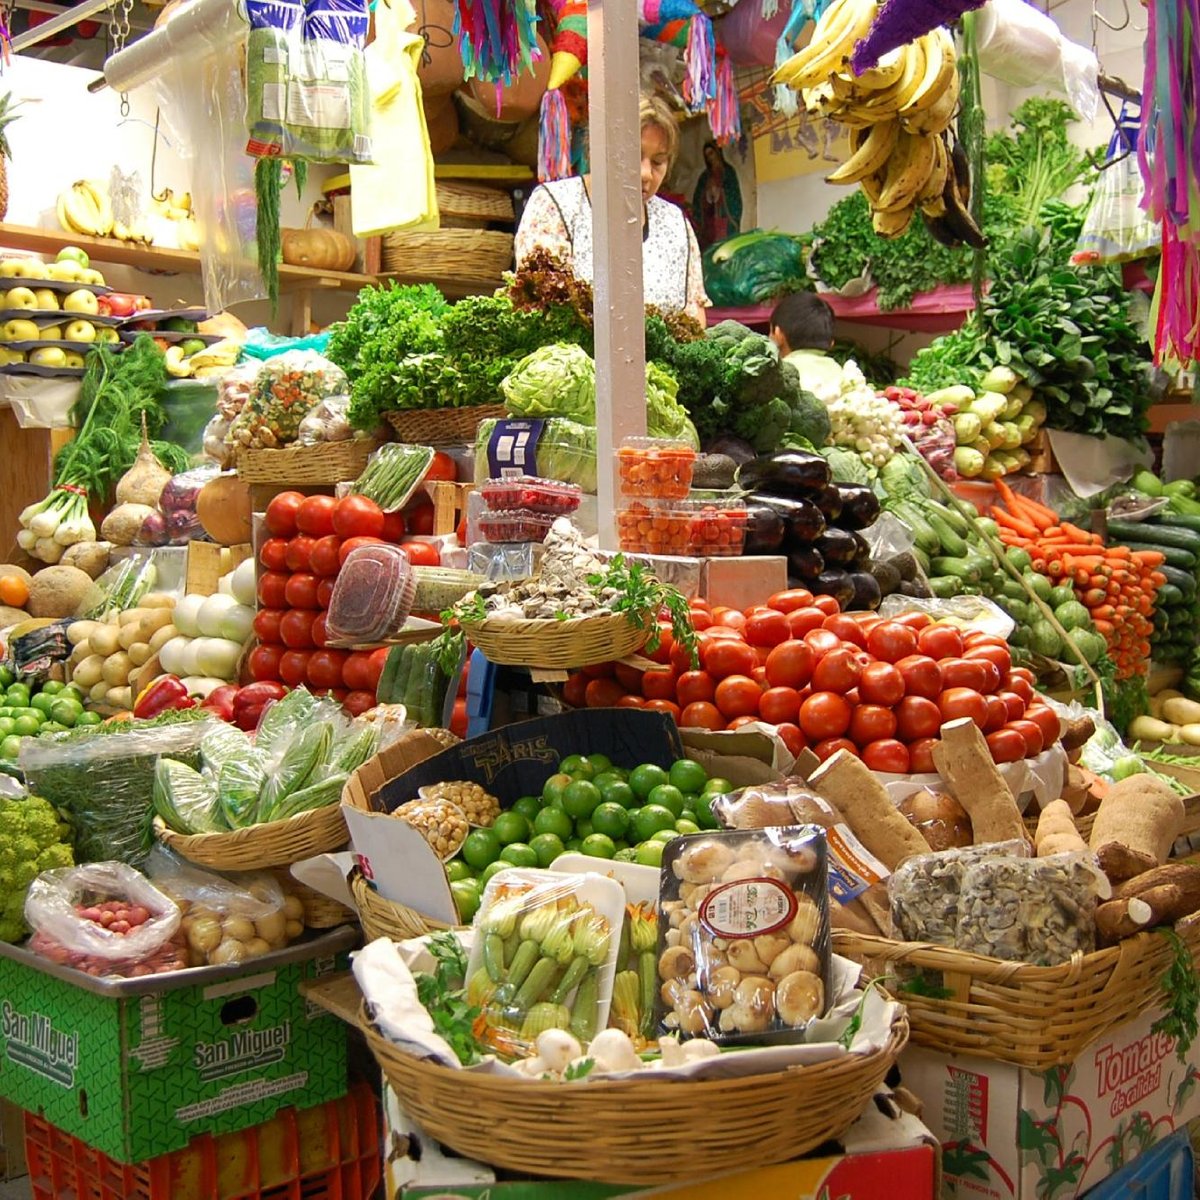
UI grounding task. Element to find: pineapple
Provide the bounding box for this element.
[0,93,21,221]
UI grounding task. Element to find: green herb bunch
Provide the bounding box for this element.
[588,555,698,668]
[414,932,487,1066]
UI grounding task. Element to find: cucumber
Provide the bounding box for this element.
[931,557,981,584]
[1157,583,1185,607]
[1158,564,1197,596]
[1109,519,1200,553]
[388,644,416,706]
[377,645,405,704]
[1160,514,1200,532]
[1119,541,1196,568]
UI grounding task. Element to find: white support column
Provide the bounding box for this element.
[587,0,647,549]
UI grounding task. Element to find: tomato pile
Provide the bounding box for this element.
[562,589,1059,771]
[249,489,444,714]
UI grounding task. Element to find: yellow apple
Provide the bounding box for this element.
[5,319,39,340]
[33,289,59,311]
[56,246,89,270]
[63,351,85,368]
[0,259,24,278]
[63,320,96,343]
[80,269,106,286]
[49,260,83,282]
[5,287,37,310]
[30,346,67,368]
[39,325,63,341]
[95,328,120,344]
[63,289,99,315]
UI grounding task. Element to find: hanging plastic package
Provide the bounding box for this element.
[245,0,373,163]
[1072,109,1161,265]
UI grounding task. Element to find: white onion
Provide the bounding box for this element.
[173,594,205,637]
[218,603,255,645]
[230,559,257,607]
[157,636,191,676]
[197,593,240,638]
[194,636,242,679]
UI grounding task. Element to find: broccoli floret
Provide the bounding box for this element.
[36,844,73,872]
[0,918,26,944]
[788,388,832,447]
[735,396,792,453]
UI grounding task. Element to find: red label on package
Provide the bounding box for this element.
[699,878,797,939]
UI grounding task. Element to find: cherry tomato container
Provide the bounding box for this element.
[479,476,582,515]
[617,501,747,557]
[617,437,696,500]
[476,508,557,544]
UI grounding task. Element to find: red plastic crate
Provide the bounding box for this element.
[23,1080,381,1200]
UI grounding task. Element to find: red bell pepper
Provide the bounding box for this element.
[200,683,239,722]
[133,675,195,720]
[231,682,288,732]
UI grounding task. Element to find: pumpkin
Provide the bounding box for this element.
[281,226,357,272]
[196,474,252,546]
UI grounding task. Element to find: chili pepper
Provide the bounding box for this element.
[133,675,195,720]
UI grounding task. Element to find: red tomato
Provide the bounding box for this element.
[917,624,964,659]
[811,647,862,694]
[1025,705,1061,746]
[338,536,385,568]
[404,500,435,536]
[284,535,316,573]
[1004,675,1035,704]
[768,589,814,613]
[279,609,317,649]
[680,701,725,731]
[259,538,289,572]
[297,495,337,537]
[424,451,457,481]
[895,696,942,740]
[751,666,769,688]
[306,649,348,690]
[859,662,905,706]
[775,723,807,756]
[984,694,1009,732]
[799,691,853,740]
[722,715,755,730]
[642,668,678,701]
[822,614,867,648]
[257,571,289,609]
[614,663,644,693]
[759,686,801,725]
[400,541,441,568]
[811,595,841,617]
[866,621,919,663]
[896,655,943,700]
[265,492,305,538]
[803,629,843,661]
[701,638,757,680]
[671,635,703,674]
[765,640,814,689]
[248,644,284,681]
[450,697,469,736]
[745,610,790,648]
[676,670,716,706]
[585,678,627,708]
[964,631,1006,650]
[893,611,933,631]
[713,608,746,632]
[312,613,329,648]
[253,609,284,645]
[284,573,320,610]
[317,578,335,609]
[850,704,897,746]
[940,658,991,693]
[939,687,989,727]
[279,650,312,687]
[562,673,588,708]
[342,690,376,717]
[966,644,1012,676]
[341,652,374,692]
[862,739,911,773]
[644,625,674,666]
[1009,718,1045,758]
[714,675,762,719]
[308,535,343,577]
[381,510,406,543]
[333,495,385,539]
[688,607,712,631]
[986,728,1027,764]
[998,691,1027,722]
[643,699,682,721]
[616,695,647,709]
[811,736,857,761]
[786,607,827,637]
[907,736,939,773]
[1009,666,1037,685]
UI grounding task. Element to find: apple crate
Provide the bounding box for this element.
[22,1079,381,1200]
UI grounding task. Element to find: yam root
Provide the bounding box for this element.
[857,882,891,935]
[1096,896,1155,942]
[1060,765,1090,816]
[1034,800,1088,858]
[1059,715,1095,755]
[1096,875,1200,943]
[830,898,885,937]
[898,788,973,851]
[808,750,929,869]
[1089,775,1184,882]
[931,718,1029,846]
[1113,863,1200,910]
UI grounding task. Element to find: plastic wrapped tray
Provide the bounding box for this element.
[477,509,557,544]
[617,501,748,557]
[325,544,417,646]
[479,476,583,515]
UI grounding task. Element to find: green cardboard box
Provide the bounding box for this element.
[0,926,354,1163]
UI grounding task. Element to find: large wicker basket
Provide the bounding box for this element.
[153,804,349,872]
[361,1007,909,1184]
[234,439,376,485]
[834,915,1200,1069]
[385,404,506,444]
[462,610,651,669]
[351,871,452,943]
[381,229,513,284]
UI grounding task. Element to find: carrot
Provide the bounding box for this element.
[1093,619,1115,637]
[1060,522,1095,542]
[1131,549,1166,568]
[1083,588,1107,607]
[1041,543,1105,556]
[991,507,1039,538]
[1091,605,1116,621]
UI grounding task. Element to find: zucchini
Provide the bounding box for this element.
[377,645,405,704]
[1158,564,1197,596]
[926,511,968,557]
[931,557,981,584]
[388,644,416,706]
[895,502,940,556]
[1119,541,1196,569]
[1108,519,1200,553]
[935,503,971,538]
[928,575,962,598]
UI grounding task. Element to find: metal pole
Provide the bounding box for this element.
[10,0,118,52]
[587,0,646,550]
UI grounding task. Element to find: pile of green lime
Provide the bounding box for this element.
[0,671,97,759]
[443,754,731,921]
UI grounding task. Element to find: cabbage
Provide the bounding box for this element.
[501,344,596,421]
[879,453,930,499]
[646,362,700,449]
[821,447,876,486]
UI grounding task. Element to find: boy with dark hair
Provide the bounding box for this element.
[768,292,843,401]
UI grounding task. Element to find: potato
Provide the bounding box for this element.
[71,653,106,689]
[243,937,272,958]
[253,911,288,944]
[282,895,304,921]
[148,623,177,652]
[118,606,148,627]
[185,916,222,954]
[88,680,109,703]
[69,642,90,666]
[140,593,176,609]
[210,939,248,964]
[221,916,256,943]
[101,651,133,686]
[89,624,121,657]
[127,642,153,667]
[67,620,98,647]
[133,609,173,641]
[284,920,304,940]
[105,686,131,710]
[118,624,141,651]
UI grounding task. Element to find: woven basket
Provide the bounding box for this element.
[351,871,452,943]
[834,915,1200,1069]
[381,229,513,284]
[360,1008,909,1184]
[462,610,651,669]
[385,404,506,445]
[235,439,376,485]
[436,181,515,226]
[153,805,349,872]
[274,870,355,929]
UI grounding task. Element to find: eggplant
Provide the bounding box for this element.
[787,545,825,582]
[811,568,855,608]
[743,502,786,554]
[815,527,858,566]
[812,485,844,525]
[834,485,881,530]
[849,531,872,568]
[753,494,827,545]
[848,571,883,611]
[736,451,832,498]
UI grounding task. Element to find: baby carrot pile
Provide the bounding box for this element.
[989,479,1165,680]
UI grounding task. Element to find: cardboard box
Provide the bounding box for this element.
[902,1004,1200,1199]
[0,927,354,1163]
[1082,1127,1193,1199]
[701,555,788,611]
[0,1099,24,1182]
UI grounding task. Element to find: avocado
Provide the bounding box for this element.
[691,453,738,490]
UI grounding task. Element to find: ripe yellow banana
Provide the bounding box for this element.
[916,134,949,205]
[827,119,899,185]
[853,46,907,92]
[842,36,926,119]
[872,204,914,237]
[804,80,844,118]
[58,182,112,237]
[902,63,960,135]
[774,0,877,92]
[899,28,957,118]
[876,130,937,211]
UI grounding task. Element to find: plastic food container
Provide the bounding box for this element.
[479,475,583,515]
[477,509,557,544]
[325,544,416,645]
[617,501,748,557]
[617,438,696,500]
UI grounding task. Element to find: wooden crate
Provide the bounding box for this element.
[425,480,473,536]
[184,542,252,597]
[1026,428,1059,474]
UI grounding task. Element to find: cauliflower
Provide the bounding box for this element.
[0,793,73,943]
[36,844,73,871]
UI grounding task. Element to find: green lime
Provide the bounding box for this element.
[529,832,566,868]
[480,861,511,887]
[679,809,698,826]
[693,793,719,829]
[0,666,11,688]
[630,804,676,843]
[62,684,85,702]
[461,827,502,870]
[12,716,39,737]
[614,848,637,863]
[30,694,54,716]
[597,779,636,810]
[702,777,734,796]
[0,719,13,738]
[559,754,595,780]
[50,700,80,727]
[651,829,679,844]
[491,811,531,846]
[647,784,685,817]
[450,879,481,922]
[562,780,602,820]
[587,754,613,773]
[574,818,594,841]
[0,736,19,758]
[500,842,538,868]
[565,837,583,852]
[39,680,64,696]
[532,806,573,841]
[629,763,669,801]
[541,773,573,807]
[511,796,542,823]
[674,818,700,835]
[635,841,665,867]
[580,833,616,859]
[0,708,12,720]
[591,802,630,840]
[39,723,66,734]
[75,711,102,727]
[445,859,474,883]
[5,685,29,705]
[669,759,708,795]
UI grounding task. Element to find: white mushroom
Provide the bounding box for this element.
[776,970,824,1026]
[658,1036,686,1067]
[703,965,741,1010]
[752,933,790,967]
[535,1029,582,1075]
[734,975,776,1020]
[726,940,768,974]
[676,841,735,884]
[511,1056,549,1078]
[768,942,821,980]
[672,989,714,1036]
[681,1039,721,1062]
[786,895,823,946]
[661,977,691,1007]
[659,945,696,981]
[588,1029,643,1073]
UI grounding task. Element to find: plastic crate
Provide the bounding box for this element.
[1082,1127,1193,1199]
[23,1080,381,1200]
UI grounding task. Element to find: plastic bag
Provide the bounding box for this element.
[657,827,831,1044]
[701,231,809,307]
[241,327,332,360]
[217,362,258,419]
[297,394,354,444]
[25,862,182,973]
[227,352,349,451]
[878,592,1015,639]
[79,554,160,620]
[136,462,220,547]
[202,414,235,466]
[475,418,598,493]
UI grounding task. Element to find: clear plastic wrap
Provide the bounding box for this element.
[325,544,416,645]
[227,352,349,450]
[297,394,355,444]
[202,413,235,466]
[617,437,697,500]
[79,554,160,620]
[477,509,556,544]
[475,418,598,494]
[479,476,583,515]
[217,361,258,419]
[657,828,831,1045]
[25,862,183,976]
[895,788,973,852]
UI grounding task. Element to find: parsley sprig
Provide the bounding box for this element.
[414,932,487,1067]
[1151,928,1200,1060]
[588,555,698,669]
